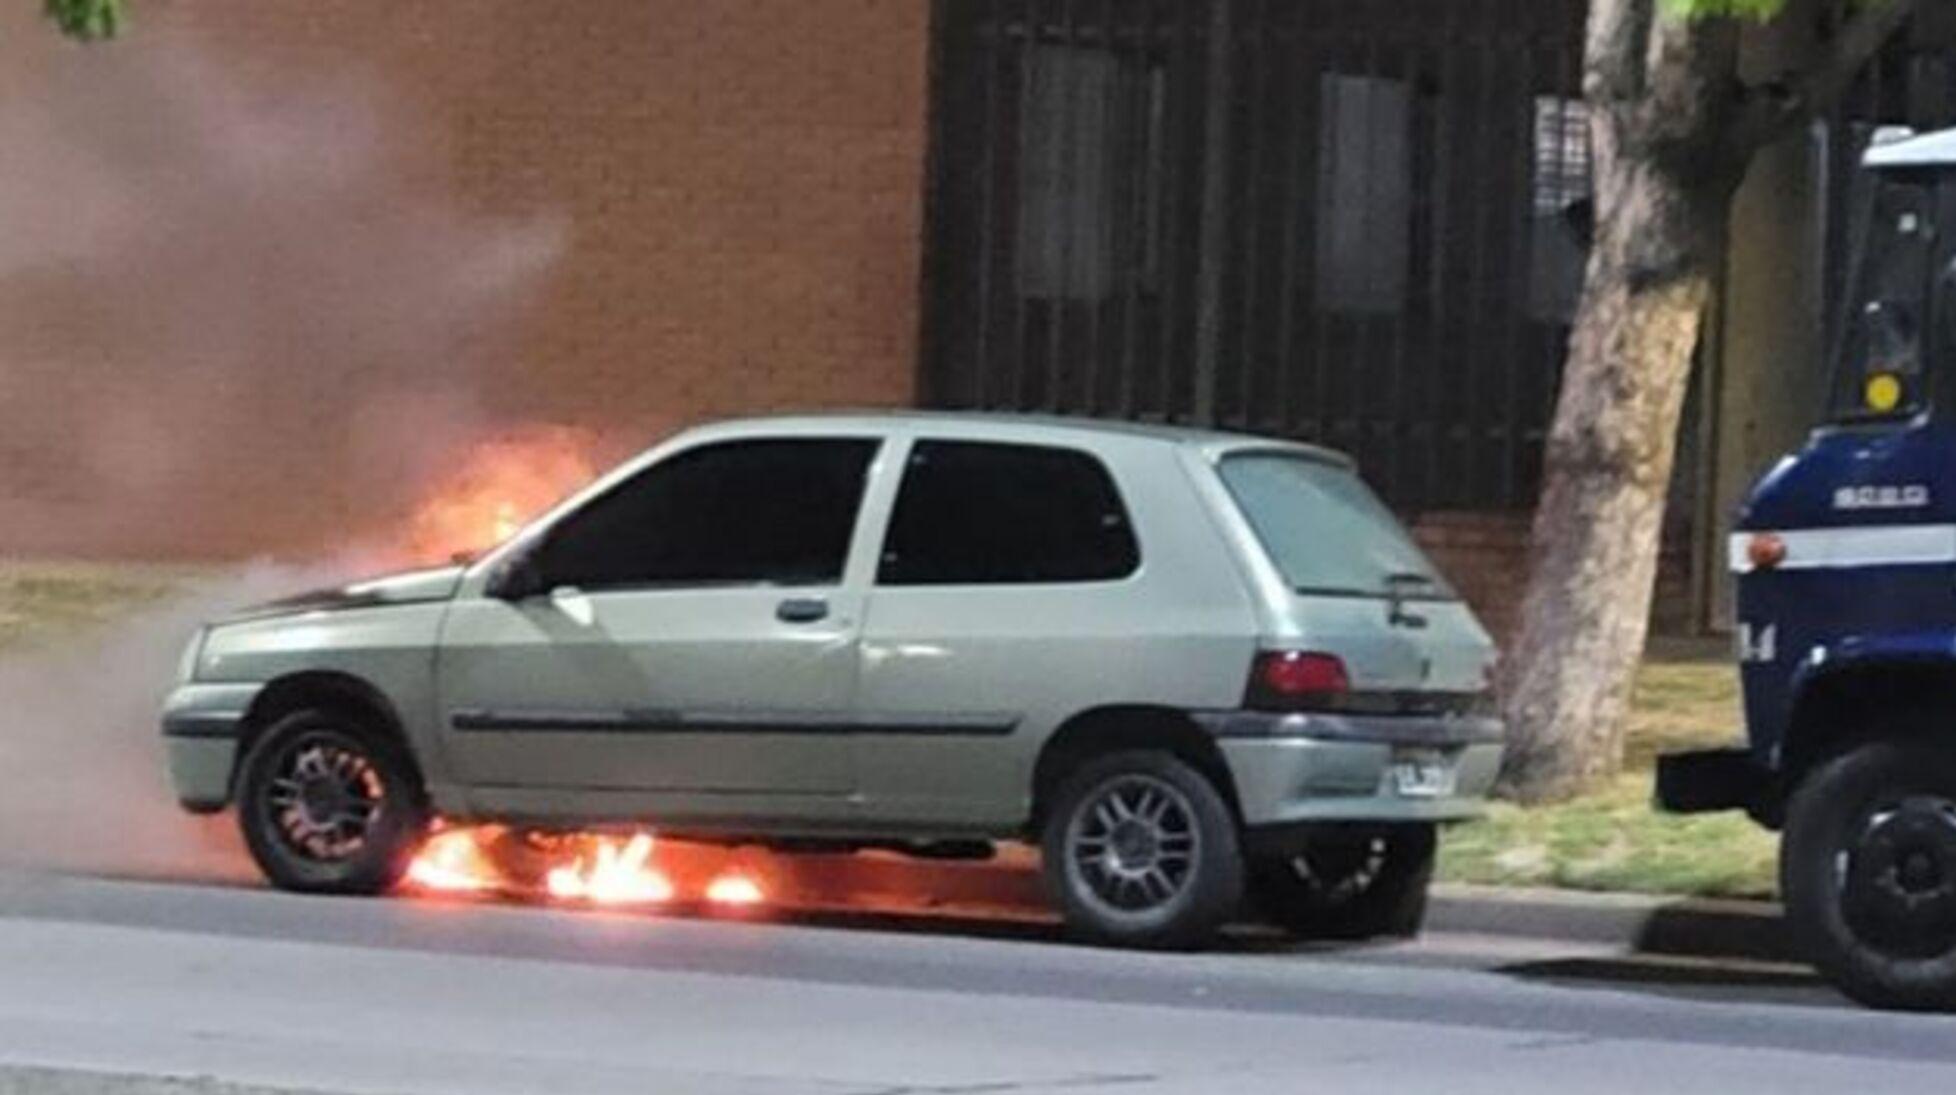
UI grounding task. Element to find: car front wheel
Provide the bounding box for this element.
[1783,741,1956,1011]
[1040,750,1244,949]
[236,707,430,895]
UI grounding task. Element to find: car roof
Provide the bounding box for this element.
[675,410,1353,465]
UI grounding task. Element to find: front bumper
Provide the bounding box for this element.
[1193,710,1505,828]
[1654,746,1773,823]
[161,682,262,813]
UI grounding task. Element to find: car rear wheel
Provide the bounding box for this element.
[1783,741,1956,1011]
[236,708,429,895]
[1040,750,1243,949]
[1250,823,1435,940]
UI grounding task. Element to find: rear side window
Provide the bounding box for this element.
[538,438,878,590]
[878,441,1139,585]
[1218,453,1452,599]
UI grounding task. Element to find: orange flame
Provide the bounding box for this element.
[543,833,673,905]
[403,825,771,910]
[404,825,502,893]
[404,425,600,564]
[704,873,765,907]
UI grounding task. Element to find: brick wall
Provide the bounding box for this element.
[0,1,929,557]
[1412,512,1699,642]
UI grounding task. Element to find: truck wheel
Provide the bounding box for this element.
[1040,750,1244,949]
[1782,741,1956,1011]
[1250,823,1435,940]
[236,708,430,895]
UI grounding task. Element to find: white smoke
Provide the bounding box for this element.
[0,27,566,559]
[0,565,368,880]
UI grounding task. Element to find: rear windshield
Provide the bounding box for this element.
[1217,453,1453,600]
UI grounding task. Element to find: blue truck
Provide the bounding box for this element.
[1658,126,1956,1010]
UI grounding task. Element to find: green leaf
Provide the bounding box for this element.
[1661,0,1891,17]
[43,0,126,41]
[1659,0,1787,17]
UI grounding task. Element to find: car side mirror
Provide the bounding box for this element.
[486,546,548,601]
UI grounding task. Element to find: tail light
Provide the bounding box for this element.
[1247,650,1351,710]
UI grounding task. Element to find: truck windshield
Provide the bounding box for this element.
[1218,453,1454,601]
[1830,175,1938,422]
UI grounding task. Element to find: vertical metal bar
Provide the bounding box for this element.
[1011,0,1041,410]
[1043,0,1080,412]
[1155,0,1196,419]
[1499,8,1537,510]
[1115,0,1157,417]
[1307,0,1334,445]
[1462,10,1499,510]
[971,1,1008,408]
[1272,2,1309,436]
[1389,21,1429,509]
[917,0,948,405]
[1084,0,1121,414]
[1365,29,1406,501]
[1234,0,1272,429]
[1191,0,1236,425]
[1424,4,1459,511]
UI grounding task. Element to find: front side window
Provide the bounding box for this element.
[537,438,879,590]
[1832,175,1939,422]
[878,440,1139,585]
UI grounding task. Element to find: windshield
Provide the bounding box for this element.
[1831,175,1938,421]
[1218,453,1454,600]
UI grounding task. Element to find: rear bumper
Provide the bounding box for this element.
[1654,747,1772,821]
[1193,710,1505,828]
[161,682,260,812]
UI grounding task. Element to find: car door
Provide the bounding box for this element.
[853,438,1151,829]
[435,435,883,821]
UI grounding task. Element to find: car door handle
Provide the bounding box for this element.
[776,597,830,624]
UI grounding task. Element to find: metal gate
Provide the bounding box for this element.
[920,0,1588,511]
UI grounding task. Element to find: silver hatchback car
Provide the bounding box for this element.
[163,412,1503,947]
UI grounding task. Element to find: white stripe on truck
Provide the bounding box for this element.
[1729,525,1956,573]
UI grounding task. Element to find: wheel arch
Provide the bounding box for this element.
[234,670,424,794]
[1783,656,1956,792]
[1028,705,1241,833]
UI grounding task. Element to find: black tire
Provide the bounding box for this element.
[236,707,430,895]
[1039,750,1244,949]
[1249,823,1436,941]
[1783,741,1956,1011]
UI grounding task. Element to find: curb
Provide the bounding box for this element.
[1425,883,1794,964]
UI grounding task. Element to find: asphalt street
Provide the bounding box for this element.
[0,869,1950,1095]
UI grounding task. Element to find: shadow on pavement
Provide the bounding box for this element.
[1498,953,1841,1007]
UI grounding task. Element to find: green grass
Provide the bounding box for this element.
[1438,658,1780,899]
[0,559,188,649]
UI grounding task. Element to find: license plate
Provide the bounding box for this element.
[1389,750,1458,798]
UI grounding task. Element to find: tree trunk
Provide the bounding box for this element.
[1494,0,1916,801]
[1497,3,1741,802]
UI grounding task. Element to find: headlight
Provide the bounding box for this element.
[177,628,207,683]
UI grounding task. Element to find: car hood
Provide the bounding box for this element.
[225,564,466,623]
